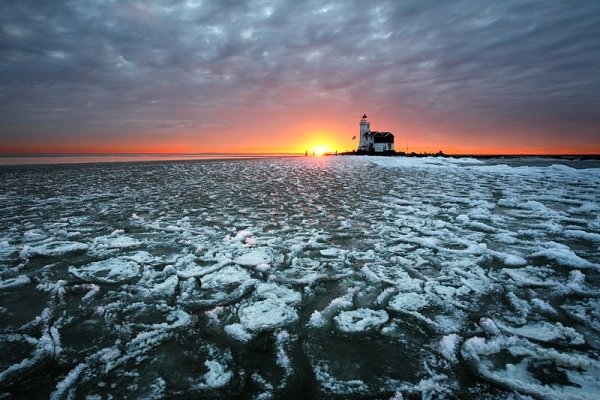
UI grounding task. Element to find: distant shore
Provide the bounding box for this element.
[331,151,600,160]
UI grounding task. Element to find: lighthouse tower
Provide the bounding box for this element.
[358,114,370,150]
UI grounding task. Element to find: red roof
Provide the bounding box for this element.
[362,114,367,119]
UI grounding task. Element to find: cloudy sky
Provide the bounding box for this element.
[1,0,599,154]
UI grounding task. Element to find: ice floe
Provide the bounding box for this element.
[68,258,141,283]
[462,335,600,399]
[238,299,298,332]
[334,308,389,332]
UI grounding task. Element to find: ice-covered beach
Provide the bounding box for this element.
[1,156,599,399]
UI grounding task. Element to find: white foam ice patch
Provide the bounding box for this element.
[394,276,424,293]
[531,241,595,269]
[501,253,528,267]
[201,265,252,289]
[68,258,141,283]
[88,231,141,256]
[230,229,253,243]
[79,284,101,302]
[506,292,531,319]
[375,287,397,305]
[21,241,88,259]
[0,275,30,289]
[566,270,586,292]
[320,248,341,257]
[387,292,428,312]
[0,328,59,385]
[334,308,389,333]
[479,318,501,336]
[308,286,357,328]
[173,258,229,279]
[138,274,179,299]
[501,266,557,287]
[561,299,600,332]
[361,266,381,283]
[518,200,557,217]
[50,362,87,400]
[275,330,293,383]
[123,250,156,265]
[495,320,585,345]
[313,363,369,395]
[142,308,192,330]
[461,336,600,400]
[438,334,461,363]
[367,156,484,170]
[531,298,558,315]
[0,240,15,260]
[564,229,600,243]
[224,323,254,343]
[201,359,232,389]
[255,283,302,305]
[238,299,298,331]
[233,248,272,267]
[22,230,47,242]
[103,328,171,373]
[255,263,271,272]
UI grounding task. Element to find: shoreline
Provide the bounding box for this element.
[332,152,600,160]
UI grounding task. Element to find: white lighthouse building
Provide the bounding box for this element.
[357,114,394,152]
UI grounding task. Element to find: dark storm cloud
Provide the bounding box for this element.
[1,0,599,145]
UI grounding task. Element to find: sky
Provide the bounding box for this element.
[1,0,599,155]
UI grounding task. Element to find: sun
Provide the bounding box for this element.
[311,145,333,156]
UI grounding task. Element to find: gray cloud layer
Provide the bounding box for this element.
[1,0,599,149]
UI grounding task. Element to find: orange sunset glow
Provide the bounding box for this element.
[1,1,598,155]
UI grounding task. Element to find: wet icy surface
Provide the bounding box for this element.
[1,156,599,399]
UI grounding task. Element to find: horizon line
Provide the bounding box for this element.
[1,151,600,158]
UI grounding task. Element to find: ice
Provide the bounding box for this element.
[231,229,253,243]
[313,363,369,395]
[201,265,252,289]
[320,248,340,257]
[1,156,599,398]
[89,232,141,256]
[531,241,595,268]
[495,320,585,345]
[233,248,271,266]
[201,359,232,388]
[462,336,600,399]
[438,334,460,363]
[138,274,179,298]
[69,258,141,283]
[502,254,528,267]
[21,241,88,258]
[255,283,302,305]
[224,323,254,343]
[238,299,298,331]
[50,363,87,400]
[501,266,557,287]
[334,308,389,333]
[0,275,30,289]
[308,286,357,328]
[564,229,600,243]
[387,292,428,312]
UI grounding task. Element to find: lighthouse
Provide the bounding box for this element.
[358,114,370,150]
[357,114,395,152]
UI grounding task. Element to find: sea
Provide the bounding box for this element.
[0,155,599,399]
